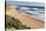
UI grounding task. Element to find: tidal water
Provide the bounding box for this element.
[16,6,45,20]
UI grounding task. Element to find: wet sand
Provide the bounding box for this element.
[6,5,44,29]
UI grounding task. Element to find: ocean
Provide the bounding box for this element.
[16,6,45,20]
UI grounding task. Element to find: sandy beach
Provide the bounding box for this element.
[6,5,44,29]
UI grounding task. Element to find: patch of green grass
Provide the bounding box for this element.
[5,15,30,29]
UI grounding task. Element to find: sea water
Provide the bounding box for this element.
[16,7,45,21]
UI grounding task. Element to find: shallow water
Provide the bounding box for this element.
[16,6,45,20]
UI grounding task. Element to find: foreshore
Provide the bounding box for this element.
[19,11,45,21]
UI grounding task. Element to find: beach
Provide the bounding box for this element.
[6,5,44,29]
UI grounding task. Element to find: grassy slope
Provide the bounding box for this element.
[5,15,30,29]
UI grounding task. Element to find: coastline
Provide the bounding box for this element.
[6,5,45,29]
[19,10,45,21]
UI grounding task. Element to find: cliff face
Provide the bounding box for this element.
[6,5,44,29]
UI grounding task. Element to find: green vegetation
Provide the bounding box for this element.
[5,15,30,29]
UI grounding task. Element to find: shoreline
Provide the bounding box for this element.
[19,11,45,21]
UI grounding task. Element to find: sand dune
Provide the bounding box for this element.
[6,5,44,29]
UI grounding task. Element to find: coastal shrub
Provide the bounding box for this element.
[5,15,30,29]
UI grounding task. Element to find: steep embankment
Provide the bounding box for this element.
[6,5,44,29]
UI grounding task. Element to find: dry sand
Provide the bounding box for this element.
[6,5,44,29]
